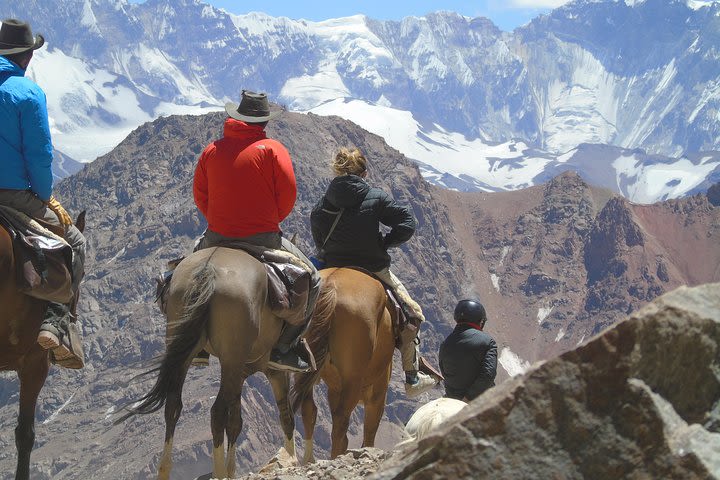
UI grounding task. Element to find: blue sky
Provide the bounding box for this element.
[128,0,571,31]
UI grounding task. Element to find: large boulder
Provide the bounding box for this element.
[372,283,720,479]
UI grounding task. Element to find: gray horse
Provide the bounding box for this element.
[118,246,333,480]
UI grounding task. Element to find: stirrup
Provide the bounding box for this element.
[267,346,312,373]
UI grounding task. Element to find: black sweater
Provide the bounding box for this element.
[439,324,498,400]
[310,175,416,271]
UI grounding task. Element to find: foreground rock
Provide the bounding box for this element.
[369,283,720,479]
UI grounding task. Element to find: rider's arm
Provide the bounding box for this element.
[377,191,416,249]
[467,337,497,398]
[193,146,212,217]
[310,200,327,249]
[20,87,53,201]
[270,142,296,222]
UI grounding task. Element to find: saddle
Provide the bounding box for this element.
[157,241,312,327]
[0,205,74,303]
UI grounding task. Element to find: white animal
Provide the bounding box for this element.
[398,397,468,447]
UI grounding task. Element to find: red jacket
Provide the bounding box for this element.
[193,119,296,237]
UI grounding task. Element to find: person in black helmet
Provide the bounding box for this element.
[439,299,498,401]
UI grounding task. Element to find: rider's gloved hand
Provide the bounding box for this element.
[48,196,73,226]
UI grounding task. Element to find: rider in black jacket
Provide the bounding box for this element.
[310,172,414,271]
[440,300,498,401]
[310,147,439,398]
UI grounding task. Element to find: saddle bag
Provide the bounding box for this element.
[0,208,74,303]
[265,262,310,326]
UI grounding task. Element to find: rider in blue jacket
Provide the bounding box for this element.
[0,19,86,369]
[0,52,53,199]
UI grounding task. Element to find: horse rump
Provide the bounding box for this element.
[115,263,216,423]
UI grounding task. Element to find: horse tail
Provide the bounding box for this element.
[289,278,336,412]
[115,263,216,424]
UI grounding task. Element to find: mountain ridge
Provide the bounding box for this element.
[3,0,719,202]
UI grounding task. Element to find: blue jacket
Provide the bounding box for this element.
[0,56,53,201]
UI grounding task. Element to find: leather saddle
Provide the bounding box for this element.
[0,205,74,303]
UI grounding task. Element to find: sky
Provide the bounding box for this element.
[128,0,572,32]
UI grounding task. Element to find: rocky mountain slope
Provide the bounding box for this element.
[0,110,718,479]
[2,0,718,200]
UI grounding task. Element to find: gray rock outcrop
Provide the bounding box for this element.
[370,283,720,479]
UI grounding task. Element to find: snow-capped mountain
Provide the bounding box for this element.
[51,148,84,180]
[4,0,719,202]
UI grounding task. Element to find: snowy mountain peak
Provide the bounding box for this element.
[3,0,718,203]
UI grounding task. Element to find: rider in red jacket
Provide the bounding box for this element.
[192,90,318,372]
[193,120,295,237]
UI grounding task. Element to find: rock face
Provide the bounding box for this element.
[0,111,718,478]
[371,283,720,479]
[709,183,720,207]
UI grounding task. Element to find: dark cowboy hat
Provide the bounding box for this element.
[225,90,279,123]
[0,19,45,56]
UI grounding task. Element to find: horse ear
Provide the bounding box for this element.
[75,210,86,233]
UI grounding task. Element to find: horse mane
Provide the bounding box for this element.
[115,262,216,423]
[289,275,337,412]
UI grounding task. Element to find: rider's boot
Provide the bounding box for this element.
[268,323,312,373]
[405,370,438,398]
[401,332,439,398]
[192,349,210,367]
[37,302,85,369]
[267,265,321,373]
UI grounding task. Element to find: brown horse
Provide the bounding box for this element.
[118,246,334,480]
[0,212,85,480]
[291,267,396,462]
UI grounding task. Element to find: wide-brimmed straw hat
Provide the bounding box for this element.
[225,90,279,123]
[0,19,45,56]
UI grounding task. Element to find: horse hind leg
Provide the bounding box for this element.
[300,388,318,464]
[267,370,297,459]
[15,353,49,480]
[157,362,192,480]
[211,366,246,479]
[361,364,392,448]
[224,389,244,479]
[328,384,362,458]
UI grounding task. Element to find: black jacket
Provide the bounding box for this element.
[310,174,416,271]
[439,324,497,401]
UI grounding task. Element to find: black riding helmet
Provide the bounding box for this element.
[454,299,487,324]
